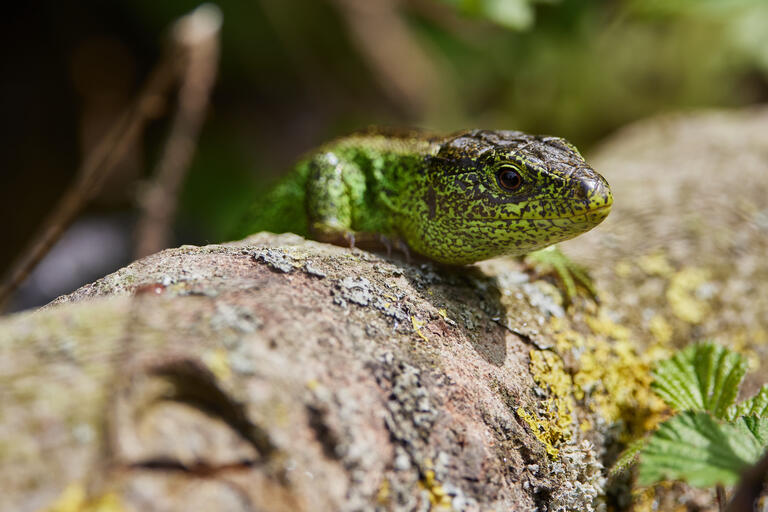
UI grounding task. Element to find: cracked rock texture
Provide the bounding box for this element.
[2,106,768,511]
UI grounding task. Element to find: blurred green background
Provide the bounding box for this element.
[2,0,768,310]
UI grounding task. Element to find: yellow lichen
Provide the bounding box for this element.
[521,350,576,457]
[549,317,586,359]
[411,316,430,342]
[613,260,633,278]
[517,406,561,458]
[419,469,452,510]
[575,336,666,434]
[631,482,685,512]
[203,347,231,381]
[649,314,673,345]
[376,478,391,505]
[731,331,761,371]
[631,486,657,512]
[637,251,674,278]
[38,483,126,512]
[437,308,453,324]
[546,313,670,440]
[752,328,768,345]
[666,267,711,324]
[584,310,631,343]
[530,350,573,398]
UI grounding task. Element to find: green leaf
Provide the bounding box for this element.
[729,384,768,420]
[481,0,535,30]
[651,343,747,419]
[637,411,765,487]
[638,344,768,487]
[437,0,542,30]
[734,415,768,446]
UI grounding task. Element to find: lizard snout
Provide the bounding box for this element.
[576,174,612,209]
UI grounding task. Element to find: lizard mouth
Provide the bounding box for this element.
[483,204,612,222]
[555,203,611,222]
[529,204,611,221]
[546,200,613,221]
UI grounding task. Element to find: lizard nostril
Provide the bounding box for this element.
[576,176,613,209]
[577,175,613,210]
[576,177,600,199]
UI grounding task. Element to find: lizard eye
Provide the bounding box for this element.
[497,167,522,191]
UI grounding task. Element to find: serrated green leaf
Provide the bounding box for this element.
[734,415,768,446]
[637,411,765,487]
[729,385,768,420]
[651,343,747,419]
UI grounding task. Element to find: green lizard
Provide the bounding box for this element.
[238,128,612,296]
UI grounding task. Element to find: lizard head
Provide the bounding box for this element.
[415,130,612,264]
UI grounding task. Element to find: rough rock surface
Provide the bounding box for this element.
[566,106,768,509]
[2,106,768,511]
[1,235,607,512]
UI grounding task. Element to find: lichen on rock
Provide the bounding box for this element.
[4,107,768,511]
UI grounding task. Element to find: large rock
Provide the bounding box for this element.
[2,106,768,511]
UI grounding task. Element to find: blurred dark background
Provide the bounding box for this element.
[2,0,768,311]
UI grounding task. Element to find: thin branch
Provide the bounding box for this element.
[726,449,768,512]
[0,5,219,311]
[330,0,441,116]
[0,61,177,311]
[717,483,726,512]
[134,5,222,258]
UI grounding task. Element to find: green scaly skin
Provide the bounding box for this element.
[238,128,612,268]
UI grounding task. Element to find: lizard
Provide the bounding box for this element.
[237,128,612,299]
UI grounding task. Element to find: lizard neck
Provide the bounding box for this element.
[318,133,439,237]
[323,129,440,158]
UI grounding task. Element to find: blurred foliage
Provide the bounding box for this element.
[172,0,768,242]
[438,0,549,30]
[4,0,768,255]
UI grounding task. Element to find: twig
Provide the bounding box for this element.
[134,4,222,258]
[0,7,215,312]
[0,65,176,311]
[330,0,441,115]
[407,0,496,46]
[717,484,726,512]
[726,449,768,512]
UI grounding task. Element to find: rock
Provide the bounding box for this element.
[1,233,585,512]
[3,106,768,511]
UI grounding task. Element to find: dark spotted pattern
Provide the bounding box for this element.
[300,129,612,265]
